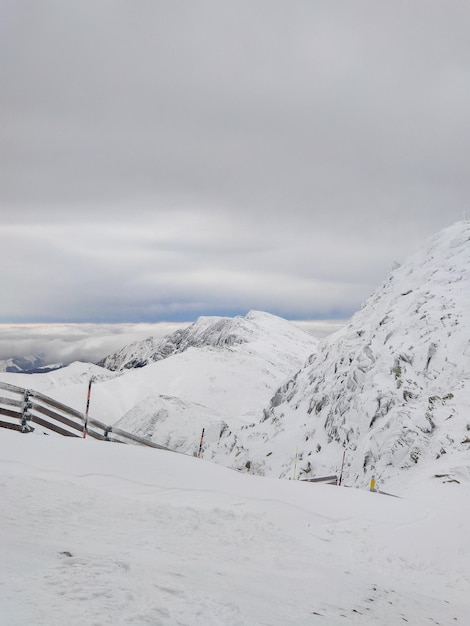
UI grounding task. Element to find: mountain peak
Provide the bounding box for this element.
[98,310,317,372]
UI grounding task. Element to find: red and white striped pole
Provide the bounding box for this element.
[83,378,93,438]
[197,428,205,458]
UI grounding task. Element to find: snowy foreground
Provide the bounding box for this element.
[1,430,468,625]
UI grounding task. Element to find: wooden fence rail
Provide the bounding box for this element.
[300,475,338,485]
[0,381,172,452]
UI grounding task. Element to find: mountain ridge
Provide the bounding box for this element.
[97,310,317,372]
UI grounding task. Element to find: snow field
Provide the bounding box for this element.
[1,429,468,625]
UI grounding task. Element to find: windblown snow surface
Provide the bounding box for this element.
[1,428,469,625]
[206,221,470,492]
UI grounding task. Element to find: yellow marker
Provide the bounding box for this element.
[370,477,376,492]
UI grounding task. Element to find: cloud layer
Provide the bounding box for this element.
[0,322,187,367]
[0,319,344,367]
[1,1,469,322]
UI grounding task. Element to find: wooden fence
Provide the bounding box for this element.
[300,474,338,485]
[0,381,172,451]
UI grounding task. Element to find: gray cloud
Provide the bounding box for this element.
[1,1,469,322]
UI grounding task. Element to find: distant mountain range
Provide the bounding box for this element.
[0,355,63,374]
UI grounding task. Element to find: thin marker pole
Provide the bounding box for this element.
[197,428,205,458]
[293,446,299,480]
[338,450,346,486]
[83,378,93,438]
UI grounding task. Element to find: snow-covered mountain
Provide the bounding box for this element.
[97,310,315,372]
[207,221,470,490]
[106,311,319,452]
[0,354,63,374]
[0,311,318,454]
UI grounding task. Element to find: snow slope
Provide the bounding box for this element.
[207,222,470,491]
[1,428,468,625]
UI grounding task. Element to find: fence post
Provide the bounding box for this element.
[21,389,32,433]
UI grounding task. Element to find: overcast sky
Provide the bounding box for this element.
[1,0,469,323]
